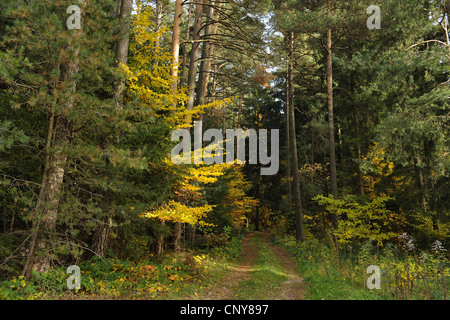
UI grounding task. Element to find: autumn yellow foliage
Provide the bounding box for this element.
[141,200,215,226]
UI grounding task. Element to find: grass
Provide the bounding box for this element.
[273,237,389,300]
[302,270,385,300]
[274,235,450,300]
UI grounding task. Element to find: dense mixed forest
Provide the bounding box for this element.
[0,0,448,300]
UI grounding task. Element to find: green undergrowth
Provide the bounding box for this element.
[273,235,449,300]
[0,235,244,300]
[273,236,387,300]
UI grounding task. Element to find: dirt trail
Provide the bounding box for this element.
[198,232,257,300]
[265,233,306,300]
[197,232,306,300]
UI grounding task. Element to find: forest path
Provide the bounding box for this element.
[195,231,306,300]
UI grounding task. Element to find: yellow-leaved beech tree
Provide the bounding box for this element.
[225,165,259,229]
[124,2,186,121]
[123,3,231,129]
[141,156,258,241]
[141,156,233,228]
[126,4,255,253]
[124,4,214,252]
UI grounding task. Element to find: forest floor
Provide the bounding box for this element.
[0,231,308,300]
[192,232,307,300]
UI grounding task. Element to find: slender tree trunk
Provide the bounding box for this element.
[326,0,339,228]
[187,0,219,244]
[170,0,184,95]
[254,102,261,231]
[416,153,428,214]
[222,86,226,131]
[114,0,133,109]
[161,0,184,255]
[187,224,196,248]
[173,221,182,252]
[326,26,338,200]
[22,91,56,277]
[9,209,15,233]
[311,129,315,165]
[211,59,218,102]
[180,1,193,86]
[288,32,305,242]
[196,0,219,108]
[186,0,204,112]
[443,5,449,48]
[237,93,242,128]
[285,59,292,214]
[337,124,343,162]
[255,179,260,231]
[174,0,204,253]
[349,67,364,196]
[211,61,226,102]
[155,0,163,48]
[354,109,364,196]
[157,220,165,256]
[169,0,184,253]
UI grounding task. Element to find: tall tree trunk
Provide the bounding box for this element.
[115,0,132,64]
[186,0,204,112]
[254,101,260,231]
[354,108,364,196]
[349,68,364,196]
[442,4,449,48]
[180,1,193,86]
[416,153,428,214]
[156,220,165,256]
[170,0,184,95]
[255,180,260,231]
[237,93,242,129]
[222,87,226,132]
[176,0,205,252]
[285,59,292,214]
[311,129,315,165]
[326,0,339,228]
[196,0,219,109]
[211,60,221,103]
[186,0,219,243]
[187,223,196,248]
[114,0,133,109]
[161,0,184,255]
[173,221,182,252]
[288,32,305,242]
[173,0,203,252]
[155,0,163,48]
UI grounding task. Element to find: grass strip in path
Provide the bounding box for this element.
[234,233,291,300]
